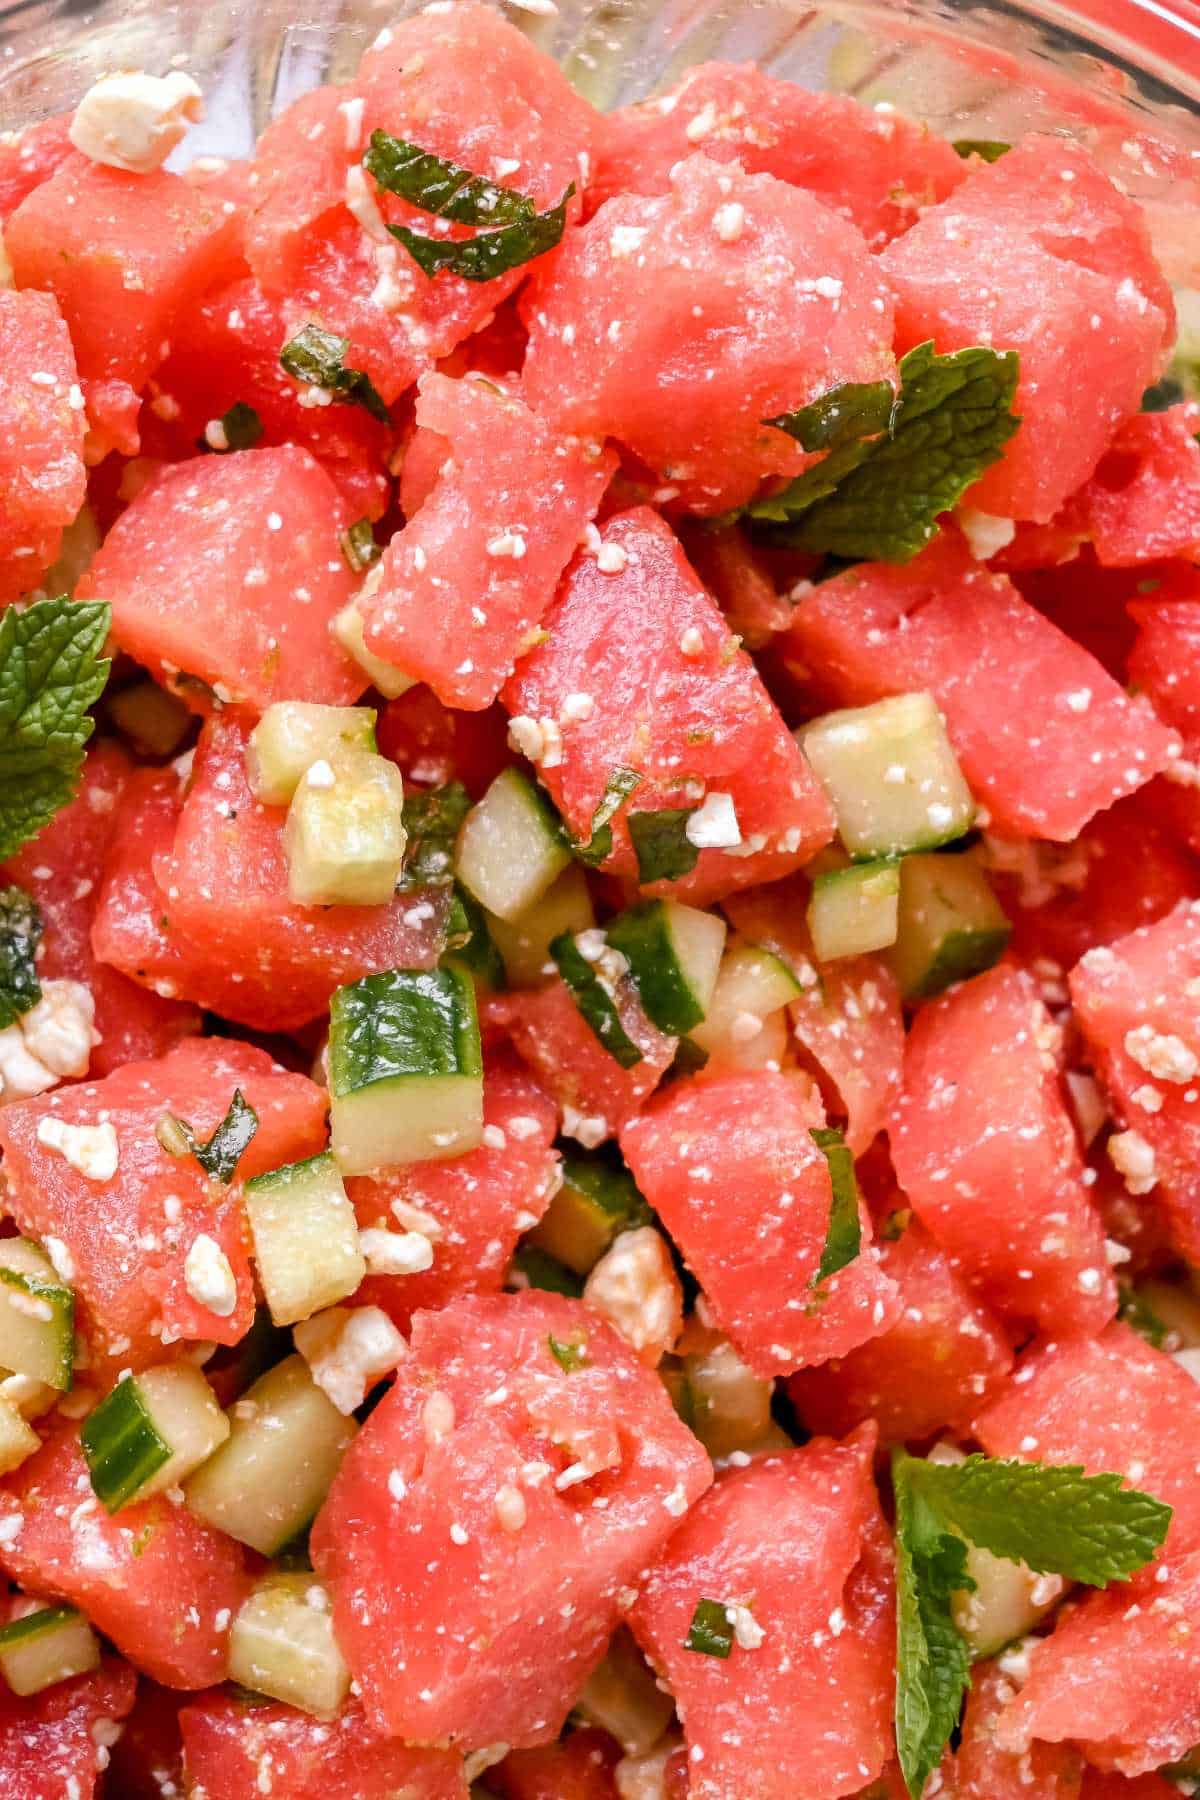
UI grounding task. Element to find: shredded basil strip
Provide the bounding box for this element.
[280,324,389,423]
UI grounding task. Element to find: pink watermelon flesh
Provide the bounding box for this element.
[0,289,86,600]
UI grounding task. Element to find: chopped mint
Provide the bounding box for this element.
[398,781,472,891]
[340,518,381,573]
[163,1090,260,1184]
[390,185,575,284]
[280,324,389,423]
[547,1332,588,1372]
[446,884,505,989]
[808,1126,863,1286]
[751,341,1020,563]
[574,767,643,866]
[628,808,700,885]
[686,1598,735,1659]
[892,1447,1172,1797]
[511,1244,584,1298]
[1117,1283,1171,1349]
[952,138,1011,161]
[213,402,263,451]
[0,886,42,1029]
[0,598,111,863]
[363,130,539,228]
[550,932,644,1069]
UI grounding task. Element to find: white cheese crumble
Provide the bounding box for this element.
[685,791,741,850]
[583,1227,681,1365]
[294,1305,406,1415]
[36,1115,119,1181]
[0,978,97,1102]
[69,71,204,173]
[711,202,745,243]
[358,1228,435,1276]
[1107,1128,1158,1195]
[957,508,1016,561]
[596,542,628,575]
[183,1233,238,1317]
[725,1601,765,1649]
[1124,1025,1198,1084]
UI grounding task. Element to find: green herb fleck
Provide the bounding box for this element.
[750,341,1020,564]
[952,139,1011,162]
[628,809,700,885]
[686,1597,734,1659]
[574,767,643,867]
[389,186,575,284]
[340,518,381,573]
[162,1089,259,1184]
[893,1449,975,1800]
[550,932,643,1069]
[213,402,263,451]
[280,324,389,423]
[547,1332,588,1372]
[512,1244,584,1297]
[364,130,539,228]
[446,884,505,989]
[808,1126,863,1285]
[0,886,42,1028]
[399,781,472,891]
[0,597,111,863]
[1117,1283,1171,1349]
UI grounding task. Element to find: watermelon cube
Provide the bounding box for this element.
[0,1658,136,1800]
[784,535,1179,839]
[630,1428,894,1800]
[522,153,896,515]
[890,963,1116,1337]
[954,1657,1085,1800]
[359,373,617,710]
[620,1069,902,1377]
[878,136,1173,521]
[502,508,834,904]
[77,447,366,715]
[592,62,963,248]
[1080,406,1200,566]
[0,290,86,601]
[489,1729,620,1800]
[311,1290,711,1748]
[0,114,74,221]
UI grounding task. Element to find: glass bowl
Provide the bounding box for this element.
[1,0,1197,333]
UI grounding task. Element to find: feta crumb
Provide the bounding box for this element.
[1124,1025,1198,1084]
[423,1389,456,1444]
[685,790,741,850]
[712,202,745,243]
[294,1305,406,1414]
[69,71,204,173]
[486,530,527,559]
[725,1601,765,1649]
[583,1227,681,1364]
[42,1235,75,1283]
[596,542,628,575]
[358,1228,435,1277]
[36,1115,119,1181]
[494,1483,527,1532]
[0,978,96,1101]
[957,508,1017,561]
[1107,1128,1157,1195]
[678,626,705,656]
[183,1233,238,1318]
[507,715,546,762]
[560,692,595,723]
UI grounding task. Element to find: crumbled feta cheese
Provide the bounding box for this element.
[294,1305,406,1414]
[678,625,705,657]
[596,542,627,575]
[1124,1025,1198,1084]
[507,715,546,762]
[685,791,741,850]
[36,1115,119,1181]
[422,1389,456,1444]
[1107,1128,1157,1195]
[183,1233,238,1318]
[0,979,96,1102]
[69,71,204,173]
[486,530,527,559]
[725,1601,765,1649]
[583,1227,682,1364]
[42,1236,75,1284]
[494,1483,527,1532]
[957,508,1017,561]
[560,692,595,723]
[358,1228,435,1277]
[712,202,745,243]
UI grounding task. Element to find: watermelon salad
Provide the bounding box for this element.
[0,8,1198,1797]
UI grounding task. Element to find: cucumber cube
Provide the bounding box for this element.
[185,1355,356,1555]
[890,852,1011,1001]
[528,1155,651,1276]
[284,748,406,907]
[801,692,975,860]
[689,944,802,1071]
[606,900,726,1035]
[228,1573,350,1717]
[456,767,571,922]
[331,599,416,699]
[82,1364,230,1512]
[487,864,596,988]
[0,1607,100,1696]
[247,702,377,806]
[808,859,900,962]
[0,1239,74,1391]
[0,1395,40,1476]
[328,966,483,1175]
[245,1153,366,1327]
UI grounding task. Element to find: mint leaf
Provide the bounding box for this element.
[339,518,381,574]
[750,341,1020,563]
[550,932,643,1069]
[628,808,699,885]
[212,401,263,451]
[390,185,574,285]
[398,781,471,891]
[686,1598,735,1659]
[446,884,504,988]
[952,138,1011,161]
[0,598,111,863]
[1117,1282,1171,1349]
[905,1453,1172,1586]
[808,1125,862,1285]
[575,767,643,867]
[893,1450,974,1800]
[547,1331,587,1372]
[280,324,389,423]
[364,130,537,228]
[766,379,894,453]
[0,886,42,1029]
[164,1090,259,1184]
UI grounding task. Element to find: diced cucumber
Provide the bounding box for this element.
[81,1364,230,1513]
[927,1444,1062,1657]
[228,1573,349,1717]
[0,1373,59,1421]
[247,702,378,806]
[245,1153,366,1327]
[688,944,802,1071]
[284,748,406,907]
[801,692,975,859]
[456,767,571,923]
[331,598,416,700]
[0,1396,40,1475]
[487,864,595,988]
[807,859,900,962]
[890,851,1011,1001]
[606,901,726,1035]
[185,1355,356,1555]
[108,680,192,758]
[445,885,505,990]
[682,1338,776,1461]
[0,1239,74,1391]
[576,1627,675,1754]
[328,966,484,1174]
[0,1606,100,1696]
[551,931,645,1068]
[527,1154,651,1276]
